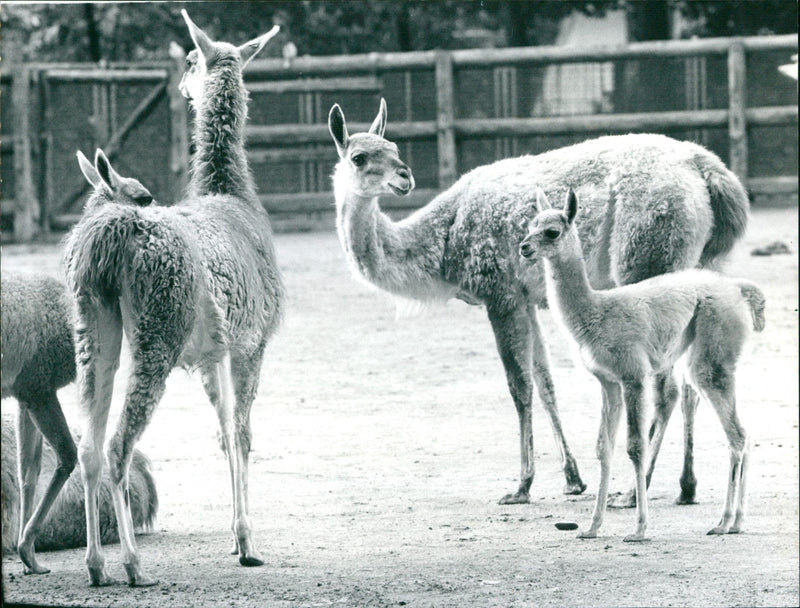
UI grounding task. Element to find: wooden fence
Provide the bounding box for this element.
[1,34,796,241]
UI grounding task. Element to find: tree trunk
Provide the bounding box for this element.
[627,0,672,41]
[395,3,412,52]
[83,3,102,62]
[504,1,530,47]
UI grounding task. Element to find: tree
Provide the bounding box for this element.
[1,1,796,63]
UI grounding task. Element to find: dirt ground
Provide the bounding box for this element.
[2,206,798,608]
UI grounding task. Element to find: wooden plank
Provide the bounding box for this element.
[257,189,441,215]
[244,103,796,148]
[4,61,174,72]
[3,34,793,78]
[42,73,54,233]
[728,42,748,184]
[243,34,796,75]
[246,121,437,145]
[435,52,457,189]
[50,189,441,228]
[58,80,168,213]
[11,67,38,241]
[248,50,438,75]
[247,76,380,94]
[1,198,16,216]
[748,176,798,194]
[167,46,190,201]
[45,69,168,82]
[248,148,339,163]
[456,109,730,136]
[451,34,798,67]
[35,69,48,233]
[745,105,798,125]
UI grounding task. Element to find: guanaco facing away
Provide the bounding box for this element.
[1,150,156,575]
[64,12,282,586]
[519,189,763,541]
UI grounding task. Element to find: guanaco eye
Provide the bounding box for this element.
[544,228,561,239]
[351,153,366,167]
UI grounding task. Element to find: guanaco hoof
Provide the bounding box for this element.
[577,530,597,539]
[623,534,650,543]
[498,491,530,505]
[124,564,158,587]
[707,525,730,535]
[563,480,587,495]
[88,568,120,587]
[22,563,50,576]
[20,545,50,575]
[128,575,159,587]
[240,555,265,567]
[129,576,159,587]
[675,492,698,505]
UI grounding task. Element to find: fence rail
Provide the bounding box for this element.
[1,34,797,241]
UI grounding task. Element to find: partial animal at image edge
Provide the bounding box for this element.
[1,154,160,572]
[1,414,158,554]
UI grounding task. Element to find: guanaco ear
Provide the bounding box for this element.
[564,188,579,224]
[328,104,349,157]
[368,98,387,138]
[535,188,552,210]
[94,149,120,191]
[181,10,214,60]
[238,25,280,68]
[77,150,102,188]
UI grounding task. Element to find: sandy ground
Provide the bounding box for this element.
[1,206,798,608]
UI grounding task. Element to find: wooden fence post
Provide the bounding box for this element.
[435,51,457,189]
[168,44,190,200]
[727,41,748,185]
[12,67,38,241]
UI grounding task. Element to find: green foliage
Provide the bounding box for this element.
[676,0,798,37]
[1,1,796,63]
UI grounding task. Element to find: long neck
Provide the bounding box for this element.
[189,60,256,201]
[333,164,445,299]
[543,236,598,338]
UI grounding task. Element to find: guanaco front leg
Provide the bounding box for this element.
[579,379,623,539]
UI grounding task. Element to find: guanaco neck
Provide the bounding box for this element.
[189,58,256,201]
[332,164,446,299]
[542,235,599,339]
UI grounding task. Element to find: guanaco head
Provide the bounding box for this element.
[328,98,415,198]
[179,9,279,106]
[78,149,155,210]
[519,188,579,263]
